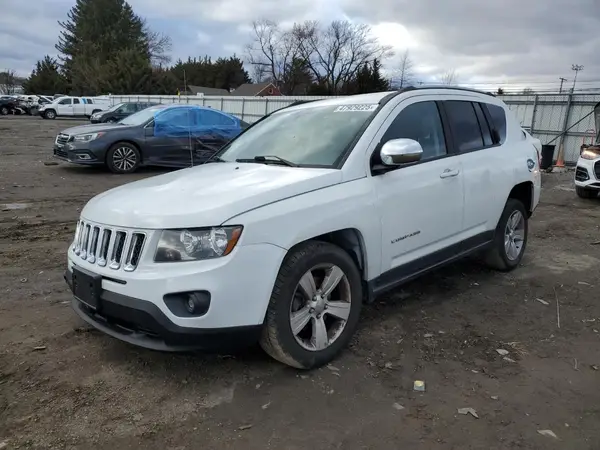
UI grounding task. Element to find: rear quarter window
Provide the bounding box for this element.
[484,103,507,144]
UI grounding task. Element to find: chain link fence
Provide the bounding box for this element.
[110,93,599,165]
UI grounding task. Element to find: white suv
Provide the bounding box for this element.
[574,145,600,198]
[65,87,542,369]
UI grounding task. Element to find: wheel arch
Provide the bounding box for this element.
[508,181,534,217]
[106,140,144,164]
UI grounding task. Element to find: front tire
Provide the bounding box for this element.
[106,142,141,174]
[0,106,8,115]
[44,109,56,119]
[484,199,528,271]
[576,186,598,199]
[260,241,362,369]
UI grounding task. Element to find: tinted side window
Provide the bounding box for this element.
[444,101,484,152]
[72,98,80,104]
[473,103,493,147]
[198,109,236,126]
[484,104,507,144]
[381,101,447,160]
[84,98,93,104]
[58,98,71,105]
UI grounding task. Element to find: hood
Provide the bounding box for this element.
[81,163,343,229]
[60,123,131,135]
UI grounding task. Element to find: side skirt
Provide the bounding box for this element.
[366,231,495,302]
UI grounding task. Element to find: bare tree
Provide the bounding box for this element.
[392,50,414,88]
[142,20,173,66]
[245,19,301,90]
[293,20,393,94]
[0,69,17,94]
[440,69,457,85]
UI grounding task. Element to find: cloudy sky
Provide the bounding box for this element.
[2,0,598,91]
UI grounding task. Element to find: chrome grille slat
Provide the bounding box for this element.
[80,224,91,260]
[71,221,145,272]
[86,226,100,263]
[124,233,145,272]
[109,231,127,270]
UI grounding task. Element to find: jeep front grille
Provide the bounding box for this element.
[594,161,600,180]
[73,221,146,272]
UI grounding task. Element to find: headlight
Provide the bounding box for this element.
[73,132,104,142]
[580,149,599,160]
[154,226,243,262]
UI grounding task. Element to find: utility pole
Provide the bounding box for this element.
[571,65,583,92]
[559,77,567,93]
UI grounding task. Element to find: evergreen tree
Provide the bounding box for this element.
[22,56,68,95]
[55,0,168,93]
[170,56,250,91]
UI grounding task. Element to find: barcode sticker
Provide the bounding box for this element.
[334,104,378,112]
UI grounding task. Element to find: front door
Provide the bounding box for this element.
[371,98,465,283]
[56,97,73,115]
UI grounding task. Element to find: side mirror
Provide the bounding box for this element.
[380,138,423,166]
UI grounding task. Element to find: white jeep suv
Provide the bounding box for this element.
[574,145,600,198]
[65,87,541,369]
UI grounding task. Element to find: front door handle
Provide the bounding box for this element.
[440,168,460,178]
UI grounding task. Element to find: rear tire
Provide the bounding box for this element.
[106,142,141,174]
[484,199,528,272]
[260,241,362,369]
[576,186,598,199]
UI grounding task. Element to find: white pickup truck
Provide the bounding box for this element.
[38,96,110,119]
[65,87,542,369]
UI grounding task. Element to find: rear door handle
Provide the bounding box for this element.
[440,168,460,178]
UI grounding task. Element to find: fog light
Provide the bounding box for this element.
[186,296,196,313]
[77,154,92,160]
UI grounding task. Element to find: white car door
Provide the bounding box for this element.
[445,99,514,238]
[72,97,85,116]
[370,97,465,285]
[56,97,73,116]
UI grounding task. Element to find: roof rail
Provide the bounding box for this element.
[402,85,496,97]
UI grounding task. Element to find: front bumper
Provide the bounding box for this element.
[66,270,261,351]
[65,241,285,351]
[52,141,106,165]
[574,157,600,190]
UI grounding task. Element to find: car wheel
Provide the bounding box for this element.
[106,142,141,174]
[260,240,362,369]
[0,106,8,115]
[484,198,528,272]
[106,118,116,123]
[576,186,598,199]
[44,110,56,120]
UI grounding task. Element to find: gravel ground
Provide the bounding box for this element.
[1,115,600,450]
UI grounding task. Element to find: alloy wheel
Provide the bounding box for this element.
[112,147,137,172]
[289,264,352,351]
[504,210,525,261]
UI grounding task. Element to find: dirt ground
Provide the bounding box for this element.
[1,115,599,450]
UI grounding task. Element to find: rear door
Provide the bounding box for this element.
[444,100,511,237]
[144,107,195,167]
[72,98,85,116]
[191,109,241,164]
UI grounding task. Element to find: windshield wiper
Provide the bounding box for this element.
[235,155,298,167]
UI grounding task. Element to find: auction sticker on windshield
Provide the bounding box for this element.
[334,104,378,112]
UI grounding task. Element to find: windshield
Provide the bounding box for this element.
[119,105,166,126]
[106,103,124,112]
[218,103,378,167]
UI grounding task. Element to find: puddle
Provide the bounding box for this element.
[1,203,30,211]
